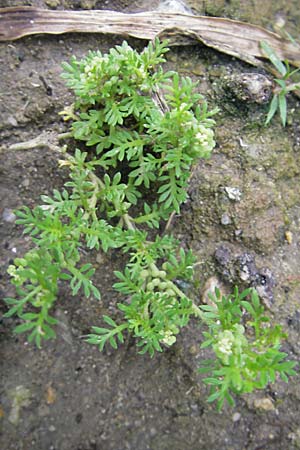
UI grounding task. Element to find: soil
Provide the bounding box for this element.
[1,1,300,449]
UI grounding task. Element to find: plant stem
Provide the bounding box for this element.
[123,213,136,231]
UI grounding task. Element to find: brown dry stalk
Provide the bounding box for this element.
[0,7,300,68]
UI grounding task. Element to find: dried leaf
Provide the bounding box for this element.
[0,7,300,68]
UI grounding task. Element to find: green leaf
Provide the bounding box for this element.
[200,339,214,349]
[202,312,219,319]
[91,326,109,334]
[207,390,221,403]
[21,313,39,320]
[250,289,260,310]
[203,377,223,386]
[278,93,287,126]
[241,301,256,317]
[198,365,214,374]
[152,338,162,352]
[86,336,101,345]
[104,102,124,126]
[280,371,288,383]
[261,41,287,76]
[117,332,124,343]
[223,391,235,408]
[3,305,20,318]
[14,322,36,333]
[265,94,278,125]
[109,336,118,349]
[238,288,252,300]
[90,285,101,300]
[103,315,117,327]
[42,324,56,339]
[200,305,218,312]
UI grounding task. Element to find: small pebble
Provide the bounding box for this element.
[232,412,241,422]
[235,229,243,237]
[6,116,18,127]
[96,253,105,264]
[189,344,198,355]
[201,276,225,305]
[157,0,193,14]
[21,178,30,188]
[221,213,232,225]
[224,187,242,202]
[285,231,293,244]
[2,208,16,223]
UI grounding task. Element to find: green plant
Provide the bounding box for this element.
[261,40,300,126]
[199,287,297,410]
[4,39,297,408]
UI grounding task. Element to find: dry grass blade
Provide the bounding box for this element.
[0,7,300,68]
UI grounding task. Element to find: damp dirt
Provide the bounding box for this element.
[1,1,300,449]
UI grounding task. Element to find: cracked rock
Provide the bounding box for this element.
[214,244,275,307]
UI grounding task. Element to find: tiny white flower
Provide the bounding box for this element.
[161,330,177,346]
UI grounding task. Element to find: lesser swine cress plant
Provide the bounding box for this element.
[4,39,297,410]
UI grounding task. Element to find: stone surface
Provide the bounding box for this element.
[223,73,273,104]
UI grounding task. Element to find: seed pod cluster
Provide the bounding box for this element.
[141,265,177,297]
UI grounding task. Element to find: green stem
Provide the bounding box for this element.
[123,213,136,231]
[57,132,73,140]
[170,281,204,319]
[23,286,43,303]
[121,214,203,319]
